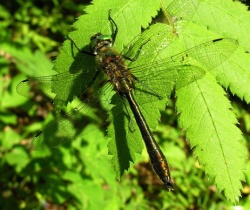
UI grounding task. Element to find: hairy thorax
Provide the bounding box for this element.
[96,47,134,93]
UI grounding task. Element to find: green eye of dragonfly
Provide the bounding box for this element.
[90,33,113,54]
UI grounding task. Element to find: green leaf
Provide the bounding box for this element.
[5,147,30,172]
[2,74,31,108]
[107,97,143,179]
[0,42,53,77]
[0,111,17,125]
[183,0,250,103]
[71,0,161,52]
[167,0,250,201]
[0,127,20,149]
[176,73,246,202]
[195,0,250,48]
[213,45,250,103]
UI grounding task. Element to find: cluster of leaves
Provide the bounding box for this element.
[1,0,250,209]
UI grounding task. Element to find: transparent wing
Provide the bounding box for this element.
[31,83,115,150]
[31,101,95,150]
[16,75,56,99]
[16,69,98,106]
[164,0,200,23]
[132,38,238,100]
[123,0,200,60]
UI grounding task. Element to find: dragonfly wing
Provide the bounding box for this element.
[170,38,238,71]
[132,38,238,98]
[16,75,55,99]
[16,70,99,107]
[31,97,101,150]
[165,0,200,22]
[175,65,206,89]
[122,23,176,63]
[31,82,116,150]
[123,0,200,61]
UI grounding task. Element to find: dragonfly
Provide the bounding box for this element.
[16,9,238,190]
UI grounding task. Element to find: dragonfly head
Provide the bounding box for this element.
[90,33,113,55]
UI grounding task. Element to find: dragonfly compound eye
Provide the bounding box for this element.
[90,34,113,54]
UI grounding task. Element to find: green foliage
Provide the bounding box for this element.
[1,0,250,209]
[176,73,245,201]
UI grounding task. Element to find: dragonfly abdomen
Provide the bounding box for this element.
[125,90,174,190]
[149,148,174,190]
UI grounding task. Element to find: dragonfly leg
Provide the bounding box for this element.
[123,39,150,62]
[67,35,96,56]
[132,74,163,100]
[108,9,118,44]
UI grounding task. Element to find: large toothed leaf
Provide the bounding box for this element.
[185,0,250,103]
[176,73,246,202]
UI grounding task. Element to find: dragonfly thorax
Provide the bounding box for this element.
[95,46,134,94]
